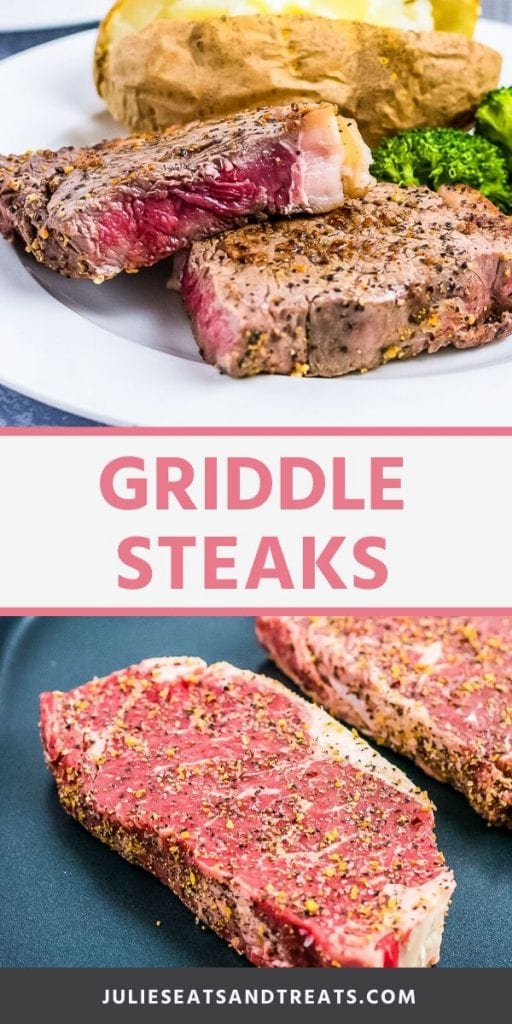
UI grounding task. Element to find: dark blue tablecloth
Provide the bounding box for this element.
[0,2,509,425]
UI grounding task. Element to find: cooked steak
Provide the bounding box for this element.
[40,656,454,968]
[0,104,372,282]
[256,616,512,828]
[181,183,512,377]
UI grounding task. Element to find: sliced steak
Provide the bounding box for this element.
[40,656,454,968]
[256,616,512,828]
[181,183,512,377]
[0,104,371,282]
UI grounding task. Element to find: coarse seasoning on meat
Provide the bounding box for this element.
[256,617,512,829]
[180,182,512,378]
[40,657,454,968]
[0,103,371,282]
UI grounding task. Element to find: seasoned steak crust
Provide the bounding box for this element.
[256,617,512,828]
[40,656,454,968]
[181,183,512,377]
[0,102,352,282]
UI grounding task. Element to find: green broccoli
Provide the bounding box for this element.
[475,86,512,167]
[371,127,512,214]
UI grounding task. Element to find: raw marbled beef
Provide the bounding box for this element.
[40,656,454,967]
[257,616,512,828]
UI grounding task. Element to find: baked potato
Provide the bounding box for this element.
[94,9,501,147]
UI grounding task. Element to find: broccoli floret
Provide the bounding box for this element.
[475,86,512,167]
[371,127,512,213]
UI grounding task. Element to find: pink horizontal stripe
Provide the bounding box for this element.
[2,608,512,617]
[0,427,512,437]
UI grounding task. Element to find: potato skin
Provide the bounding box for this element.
[95,14,501,147]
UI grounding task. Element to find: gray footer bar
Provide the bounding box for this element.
[0,968,506,1023]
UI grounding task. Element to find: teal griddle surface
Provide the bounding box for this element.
[0,616,510,967]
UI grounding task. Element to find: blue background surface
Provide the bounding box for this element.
[0,615,510,968]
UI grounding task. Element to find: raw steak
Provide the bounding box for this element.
[0,104,371,282]
[40,656,454,968]
[256,616,512,828]
[180,183,512,377]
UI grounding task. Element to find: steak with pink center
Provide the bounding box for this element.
[256,616,512,828]
[40,656,454,968]
[180,183,512,378]
[0,103,368,282]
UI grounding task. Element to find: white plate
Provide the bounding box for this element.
[0,22,512,425]
[0,2,108,31]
